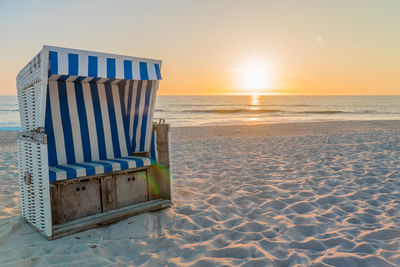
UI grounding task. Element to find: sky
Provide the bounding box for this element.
[0,0,399,95]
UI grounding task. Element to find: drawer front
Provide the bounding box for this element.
[116,171,148,208]
[59,180,102,223]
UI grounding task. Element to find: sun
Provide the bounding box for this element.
[234,59,276,93]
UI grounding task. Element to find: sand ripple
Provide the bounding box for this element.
[0,122,400,266]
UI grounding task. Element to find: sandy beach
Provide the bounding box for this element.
[1,120,400,266]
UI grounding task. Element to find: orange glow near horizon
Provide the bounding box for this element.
[0,2,399,96]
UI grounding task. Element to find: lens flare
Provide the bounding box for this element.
[140,163,171,196]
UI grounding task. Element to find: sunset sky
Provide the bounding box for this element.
[0,0,399,95]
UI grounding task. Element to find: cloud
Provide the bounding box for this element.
[315,35,323,42]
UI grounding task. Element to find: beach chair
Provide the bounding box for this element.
[16,46,172,239]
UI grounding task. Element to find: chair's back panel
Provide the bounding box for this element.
[45,79,156,166]
[122,80,156,154]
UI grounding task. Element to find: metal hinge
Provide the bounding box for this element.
[17,128,47,144]
[24,172,33,185]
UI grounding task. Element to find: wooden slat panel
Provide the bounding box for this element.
[101,176,117,212]
[154,124,170,168]
[50,184,63,225]
[150,123,171,201]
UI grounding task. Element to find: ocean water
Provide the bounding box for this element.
[0,96,20,131]
[0,95,399,130]
[154,95,400,126]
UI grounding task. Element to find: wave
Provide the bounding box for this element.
[0,109,19,112]
[296,110,387,114]
[182,109,350,114]
[154,108,392,116]
[0,126,21,131]
[183,108,282,114]
[180,109,368,115]
[297,110,347,114]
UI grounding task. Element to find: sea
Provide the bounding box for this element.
[0,95,399,130]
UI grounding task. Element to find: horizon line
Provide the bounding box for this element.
[1,94,400,97]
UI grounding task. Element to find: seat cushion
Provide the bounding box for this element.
[49,156,152,182]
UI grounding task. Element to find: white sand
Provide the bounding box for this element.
[0,121,400,266]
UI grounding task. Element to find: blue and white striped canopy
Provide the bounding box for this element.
[45,46,162,82]
[43,46,161,181]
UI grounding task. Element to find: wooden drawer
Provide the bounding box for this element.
[51,170,150,225]
[116,171,148,208]
[51,179,102,224]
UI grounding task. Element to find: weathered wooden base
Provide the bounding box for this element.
[49,199,171,240]
[42,123,172,239]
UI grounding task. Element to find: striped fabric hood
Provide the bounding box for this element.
[46,46,162,82]
[43,46,160,167]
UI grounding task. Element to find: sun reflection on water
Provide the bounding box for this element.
[251,94,260,106]
[248,94,260,122]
